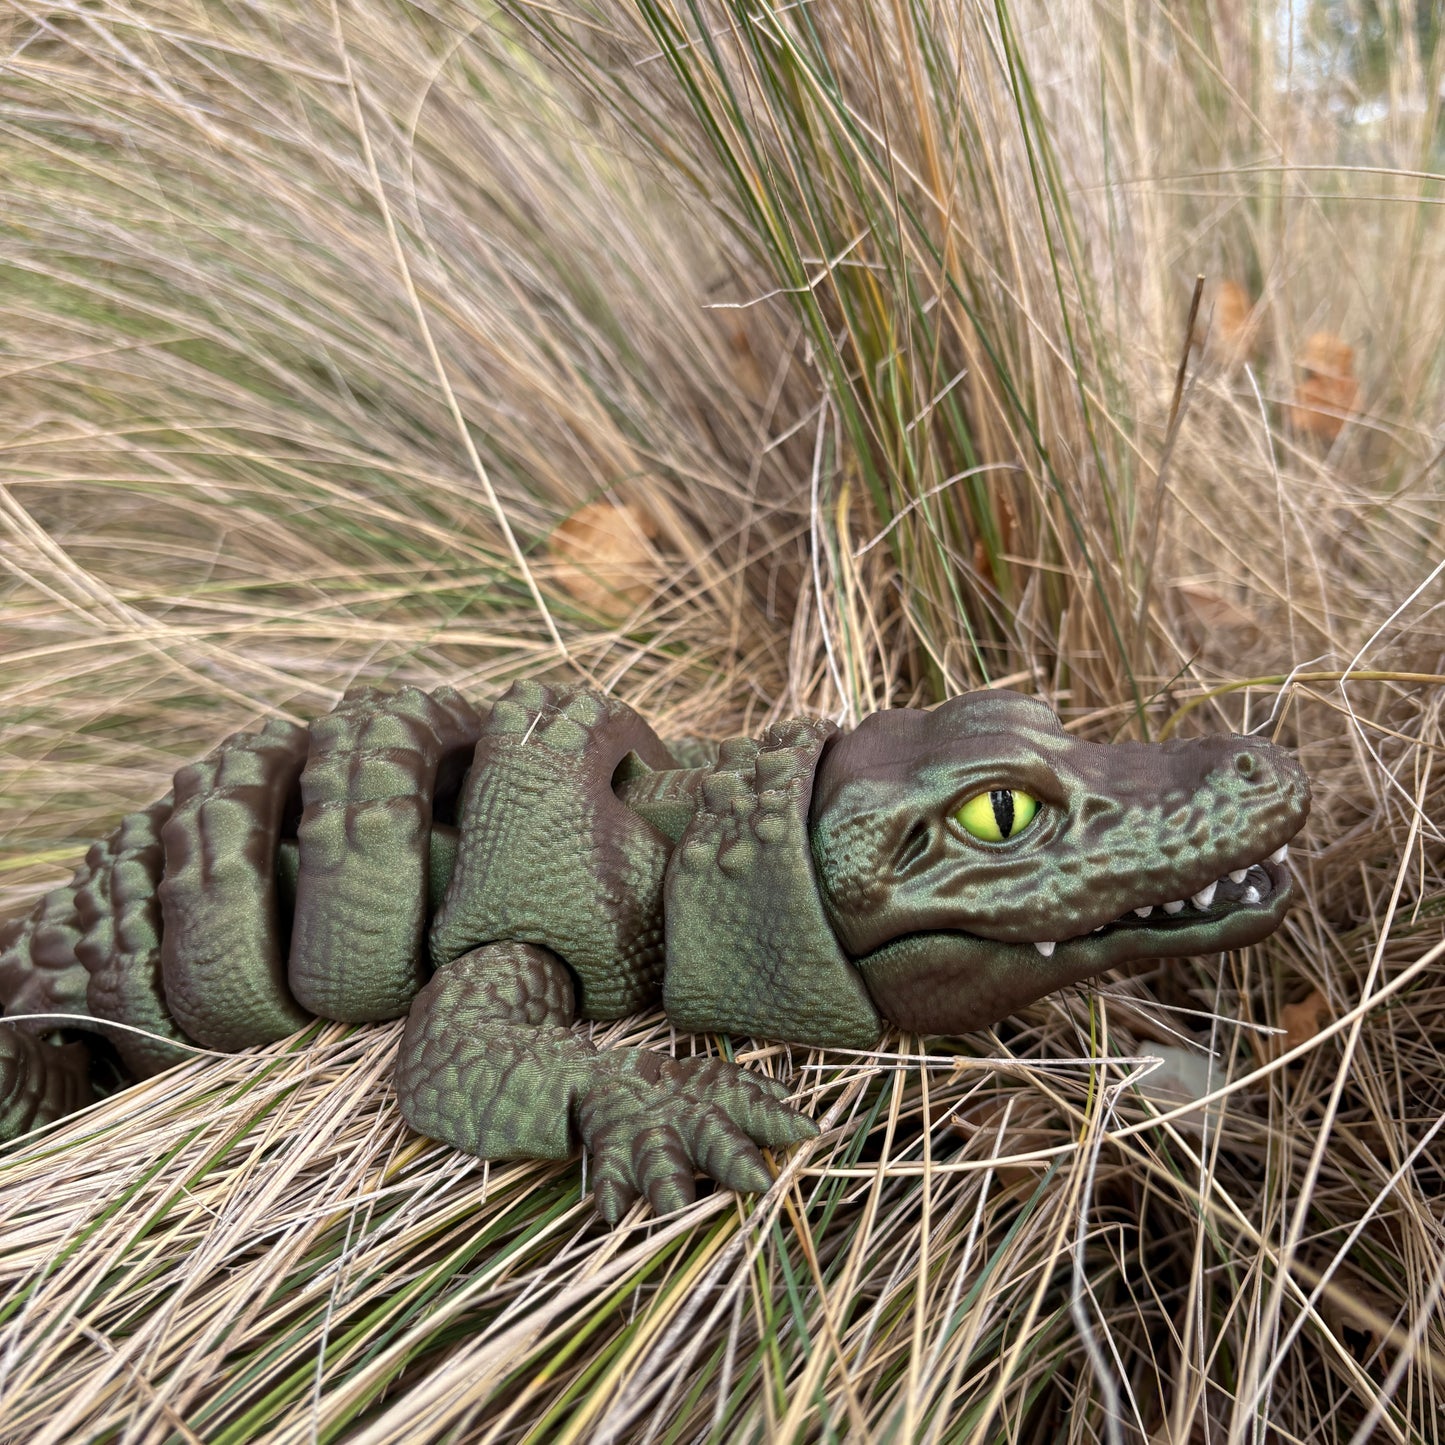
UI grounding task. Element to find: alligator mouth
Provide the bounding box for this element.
[853,846,1298,1035]
[1030,844,1293,957]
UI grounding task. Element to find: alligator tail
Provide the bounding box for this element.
[0,844,101,1141]
[0,686,487,1141]
[0,856,97,1034]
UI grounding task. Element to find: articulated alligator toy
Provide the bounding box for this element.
[0,682,1308,1220]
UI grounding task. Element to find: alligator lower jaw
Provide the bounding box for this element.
[854,861,1294,1036]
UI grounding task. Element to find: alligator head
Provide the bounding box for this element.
[809,691,1310,1034]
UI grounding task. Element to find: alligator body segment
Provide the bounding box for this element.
[0,683,1309,1220]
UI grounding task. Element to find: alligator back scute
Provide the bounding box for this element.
[428,681,678,1019]
[288,685,483,1023]
[663,718,882,1049]
[74,799,190,1078]
[158,718,313,1051]
[0,860,95,1033]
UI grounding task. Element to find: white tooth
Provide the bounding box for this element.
[1093,924,1106,932]
[1034,940,1056,957]
[1228,869,1249,884]
[1191,882,1218,909]
[1163,900,1185,914]
[1133,905,1153,918]
[1244,885,1261,904]
[1269,845,1289,866]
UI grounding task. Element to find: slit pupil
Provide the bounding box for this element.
[990,789,1014,838]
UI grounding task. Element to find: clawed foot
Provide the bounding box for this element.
[577,1053,817,1222]
[394,948,816,1222]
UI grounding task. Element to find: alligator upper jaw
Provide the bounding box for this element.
[854,857,1295,1036]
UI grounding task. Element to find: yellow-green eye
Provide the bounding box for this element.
[956,789,1039,842]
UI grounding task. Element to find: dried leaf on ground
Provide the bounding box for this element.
[548,501,664,618]
[1280,988,1331,1051]
[949,1093,1060,1193]
[1173,579,1263,654]
[1194,277,1260,368]
[1288,332,1360,442]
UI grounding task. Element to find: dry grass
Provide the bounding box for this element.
[1,0,1444,1439]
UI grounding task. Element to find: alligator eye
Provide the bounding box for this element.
[956,789,1039,842]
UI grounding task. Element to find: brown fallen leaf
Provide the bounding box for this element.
[949,1094,1058,1193]
[1280,988,1330,1051]
[1288,332,1359,442]
[1319,1279,1394,1367]
[1173,579,1262,654]
[1193,278,1259,368]
[722,317,769,405]
[971,493,1016,588]
[548,501,663,618]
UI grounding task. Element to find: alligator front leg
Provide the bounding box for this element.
[394,941,817,1221]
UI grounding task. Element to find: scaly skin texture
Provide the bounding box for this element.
[0,683,1310,1222]
[395,941,813,1217]
[429,683,676,1018]
[663,720,880,1048]
[159,718,313,1050]
[74,800,190,1077]
[0,1028,92,1140]
[289,685,481,1022]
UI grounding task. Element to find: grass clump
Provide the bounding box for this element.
[2,0,1444,1439]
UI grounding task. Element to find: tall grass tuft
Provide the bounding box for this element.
[2,1,1443,1439]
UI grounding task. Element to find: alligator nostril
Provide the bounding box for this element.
[1234,752,1257,779]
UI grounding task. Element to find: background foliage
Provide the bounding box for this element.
[2,1,1444,1439]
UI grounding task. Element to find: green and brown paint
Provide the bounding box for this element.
[0,682,1308,1221]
